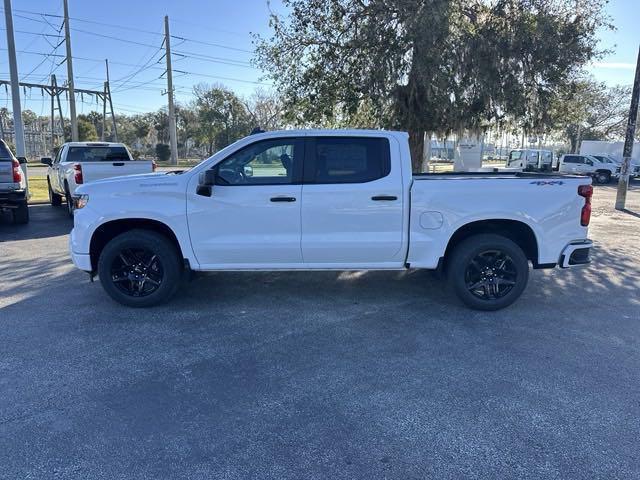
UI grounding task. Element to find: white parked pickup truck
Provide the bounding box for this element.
[41,142,155,216]
[70,130,594,311]
[558,153,620,184]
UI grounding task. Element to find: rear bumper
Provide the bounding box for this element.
[0,188,27,207]
[559,240,592,268]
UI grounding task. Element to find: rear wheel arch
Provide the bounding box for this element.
[89,218,184,272]
[442,219,540,268]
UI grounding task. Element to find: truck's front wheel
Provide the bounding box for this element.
[98,229,182,307]
[447,234,529,311]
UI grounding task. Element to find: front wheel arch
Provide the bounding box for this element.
[89,219,185,272]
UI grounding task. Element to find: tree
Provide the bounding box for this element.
[549,79,637,152]
[255,0,611,171]
[65,115,98,141]
[244,88,284,130]
[193,84,252,154]
[155,143,171,162]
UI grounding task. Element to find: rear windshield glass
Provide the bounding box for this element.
[508,151,522,160]
[66,146,131,162]
[0,141,14,160]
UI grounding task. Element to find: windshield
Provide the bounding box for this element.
[66,146,132,162]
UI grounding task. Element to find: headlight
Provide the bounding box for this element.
[72,194,89,210]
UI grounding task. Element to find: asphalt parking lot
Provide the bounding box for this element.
[1,184,639,479]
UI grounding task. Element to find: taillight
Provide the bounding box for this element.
[152,160,157,172]
[12,158,22,183]
[74,163,83,184]
[578,184,593,226]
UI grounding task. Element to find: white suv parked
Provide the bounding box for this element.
[558,154,619,184]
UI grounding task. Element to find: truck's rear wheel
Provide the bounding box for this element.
[98,229,182,307]
[48,178,62,206]
[11,201,29,224]
[447,234,529,311]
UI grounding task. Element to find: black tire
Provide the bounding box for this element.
[11,201,29,224]
[98,229,182,307]
[48,178,62,206]
[594,171,610,185]
[447,234,529,311]
[64,183,74,217]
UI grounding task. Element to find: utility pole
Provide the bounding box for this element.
[3,0,27,191]
[164,15,178,166]
[104,59,117,141]
[615,45,640,211]
[63,0,78,141]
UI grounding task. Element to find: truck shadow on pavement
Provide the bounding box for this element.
[0,204,73,241]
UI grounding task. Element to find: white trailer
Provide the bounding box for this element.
[579,140,640,163]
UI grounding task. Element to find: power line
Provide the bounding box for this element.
[170,35,252,54]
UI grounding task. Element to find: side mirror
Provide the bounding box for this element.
[196,169,217,197]
[41,157,52,166]
[17,156,27,165]
[243,165,253,177]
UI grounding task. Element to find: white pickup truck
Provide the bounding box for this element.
[42,142,155,215]
[70,130,593,311]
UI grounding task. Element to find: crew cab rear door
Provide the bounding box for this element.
[300,135,405,266]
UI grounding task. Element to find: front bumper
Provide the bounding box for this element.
[559,240,593,268]
[70,251,92,272]
[69,228,93,272]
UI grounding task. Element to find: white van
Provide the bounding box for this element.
[507,149,554,171]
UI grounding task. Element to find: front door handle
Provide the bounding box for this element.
[112,162,125,166]
[371,195,397,201]
[270,196,296,202]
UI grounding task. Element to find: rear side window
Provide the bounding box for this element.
[563,155,579,164]
[0,140,14,160]
[309,137,390,184]
[65,146,131,162]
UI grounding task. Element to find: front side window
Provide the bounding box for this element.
[310,137,390,184]
[214,138,301,185]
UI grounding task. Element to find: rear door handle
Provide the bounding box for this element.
[112,162,125,166]
[270,196,296,202]
[371,195,397,201]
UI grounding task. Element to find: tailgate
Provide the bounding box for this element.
[0,159,14,184]
[81,161,153,183]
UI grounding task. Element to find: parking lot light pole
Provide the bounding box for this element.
[615,45,640,211]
